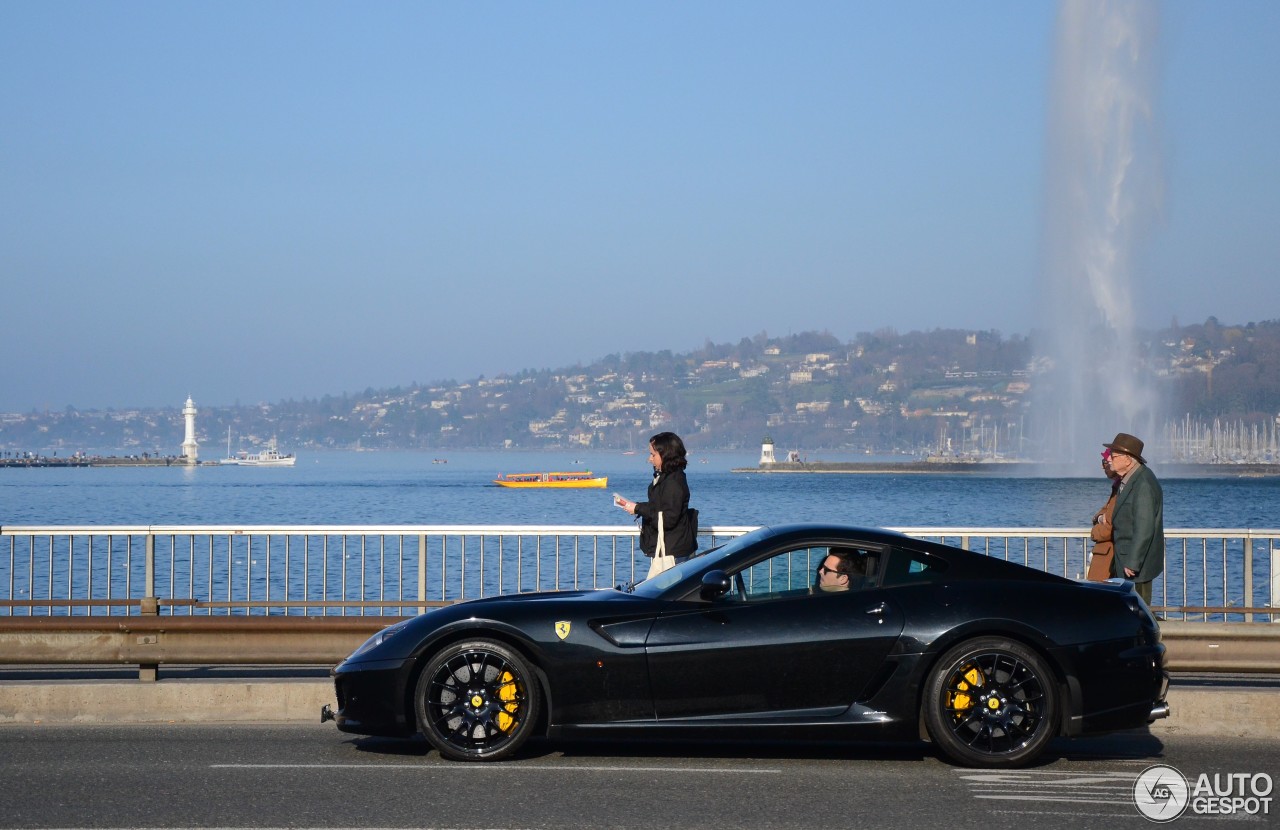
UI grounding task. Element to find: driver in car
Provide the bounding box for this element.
[814,548,866,593]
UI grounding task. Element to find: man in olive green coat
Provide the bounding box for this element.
[1104,432,1164,606]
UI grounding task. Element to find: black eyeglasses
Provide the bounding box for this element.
[818,565,848,577]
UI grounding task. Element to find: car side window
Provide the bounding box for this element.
[731,545,883,601]
[881,547,947,586]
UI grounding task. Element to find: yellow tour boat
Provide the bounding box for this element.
[493,471,608,488]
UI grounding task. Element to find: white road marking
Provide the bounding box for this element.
[955,768,1139,810]
[976,794,1130,804]
[990,810,1137,817]
[955,770,1135,783]
[211,763,780,773]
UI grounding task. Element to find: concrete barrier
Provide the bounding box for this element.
[1152,687,1280,739]
[3,619,1277,675]
[0,678,336,725]
[1,679,1275,740]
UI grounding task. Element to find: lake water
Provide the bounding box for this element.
[4,449,1280,530]
[4,450,1279,617]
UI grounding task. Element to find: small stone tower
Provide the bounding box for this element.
[759,436,776,465]
[181,396,199,463]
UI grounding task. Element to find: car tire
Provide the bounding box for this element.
[415,639,542,762]
[923,636,1058,768]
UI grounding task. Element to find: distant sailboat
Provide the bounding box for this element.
[220,427,241,466]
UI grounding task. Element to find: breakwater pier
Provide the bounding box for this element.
[731,460,1280,476]
[0,456,90,468]
[0,455,211,468]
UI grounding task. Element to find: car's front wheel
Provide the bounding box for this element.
[923,636,1058,768]
[415,639,541,761]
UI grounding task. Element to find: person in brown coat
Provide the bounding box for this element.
[1087,448,1123,581]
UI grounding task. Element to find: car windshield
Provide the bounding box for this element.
[625,528,773,597]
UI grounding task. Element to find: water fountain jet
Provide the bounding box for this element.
[1035,0,1164,474]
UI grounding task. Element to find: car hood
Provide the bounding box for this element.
[354,587,658,662]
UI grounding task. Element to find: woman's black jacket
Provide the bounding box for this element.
[634,468,696,558]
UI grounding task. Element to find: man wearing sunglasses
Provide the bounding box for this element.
[815,549,867,593]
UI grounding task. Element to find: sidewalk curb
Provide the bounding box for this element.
[1,681,1276,738]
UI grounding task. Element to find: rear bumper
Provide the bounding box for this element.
[1147,669,1171,723]
[1061,638,1168,736]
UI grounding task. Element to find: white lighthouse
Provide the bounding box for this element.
[181,396,199,463]
[759,436,776,465]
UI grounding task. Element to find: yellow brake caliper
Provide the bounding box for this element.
[948,666,984,720]
[495,671,520,732]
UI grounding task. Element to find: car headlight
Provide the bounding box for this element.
[350,622,408,658]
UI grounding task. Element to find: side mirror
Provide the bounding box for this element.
[700,569,732,600]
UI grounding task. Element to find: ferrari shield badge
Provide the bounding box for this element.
[554,621,571,640]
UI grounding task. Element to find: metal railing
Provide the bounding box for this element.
[897,528,1280,622]
[2,524,1277,622]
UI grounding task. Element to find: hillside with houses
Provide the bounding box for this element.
[2,317,1278,458]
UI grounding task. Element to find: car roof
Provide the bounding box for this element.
[750,522,1066,584]
[752,523,910,547]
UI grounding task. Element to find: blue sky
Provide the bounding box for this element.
[2,1,1277,411]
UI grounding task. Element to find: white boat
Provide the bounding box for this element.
[220,427,242,465]
[224,436,296,467]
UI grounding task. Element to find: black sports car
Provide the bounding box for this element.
[325,524,1169,768]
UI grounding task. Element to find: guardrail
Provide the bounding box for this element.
[2,524,1277,680]
[0,525,756,618]
[2,524,1277,620]
[896,527,1280,623]
[0,522,1274,619]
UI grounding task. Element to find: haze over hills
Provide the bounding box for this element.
[3,317,1278,459]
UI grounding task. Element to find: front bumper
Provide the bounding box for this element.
[329,656,417,737]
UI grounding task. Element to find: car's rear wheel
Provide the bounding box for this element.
[415,639,541,762]
[923,637,1058,768]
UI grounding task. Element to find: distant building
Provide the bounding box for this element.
[759,436,776,465]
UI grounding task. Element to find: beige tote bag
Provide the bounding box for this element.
[646,511,677,578]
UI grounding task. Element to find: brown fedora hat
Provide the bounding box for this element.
[1104,432,1146,464]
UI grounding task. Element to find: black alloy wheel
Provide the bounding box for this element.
[923,636,1058,768]
[415,639,542,762]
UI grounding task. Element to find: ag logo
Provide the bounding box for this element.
[1134,764,1190,822]
[554,621,571,640]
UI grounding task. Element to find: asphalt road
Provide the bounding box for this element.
[1,725,1277,830]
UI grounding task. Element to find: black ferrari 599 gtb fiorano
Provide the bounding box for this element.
[325,524,1168,768]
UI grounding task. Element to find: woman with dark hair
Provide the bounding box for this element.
[614,432,697,576]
